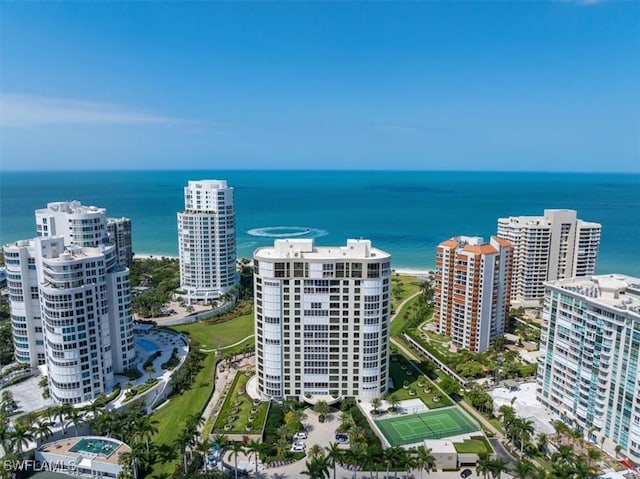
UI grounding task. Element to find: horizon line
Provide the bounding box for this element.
[1,168,639,175]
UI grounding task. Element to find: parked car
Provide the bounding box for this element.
[293,432,307,440]
[461,469,473,478]
[291,442,306,452]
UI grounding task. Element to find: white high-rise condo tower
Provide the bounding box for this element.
[537,275,640,463]
[107,217,133,267]
[253,239,391,401]
[497,209,601,306]
[177,180,238,303]
[4,201,136,404]
[434,236,513,353]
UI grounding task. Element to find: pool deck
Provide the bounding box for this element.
[38,436,130,465]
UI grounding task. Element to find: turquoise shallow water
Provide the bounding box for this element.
[1,170,639,276]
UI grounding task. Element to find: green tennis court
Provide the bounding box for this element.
[375,406,481,446]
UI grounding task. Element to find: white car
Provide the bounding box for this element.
[291,442,306,452]
[293,432,307,440]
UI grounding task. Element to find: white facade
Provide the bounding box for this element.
[177,180,237,302]
[4,237,136,403]
[36,201,108,248]
[497,209,601,306]
[253,239,391,401]
[36,436,131,478]
[107,217,133,267]
[4,201,135,403]
[434,236,513,353]
[537,275,640,462]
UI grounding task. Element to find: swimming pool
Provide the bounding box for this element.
[137,338,158,352]
[70,438,119,457]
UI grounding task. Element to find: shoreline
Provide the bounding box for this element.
[133,253,434,277]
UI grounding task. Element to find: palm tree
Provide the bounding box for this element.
[136,416,159,453]
[118,441,144,479]
[614,444,622,460]
[245,439,263,478]
[276,424,291,441]
[33,420,53,446]
[196,438,212,471]
[338,412,354,433]
[413,445,436,479]
[302,455,331,479]
[389,395,400,413]
[552,420,567,445]
[487,458,508,479]
[586,447,602,467]
[518,418,535,454]
[552,445,575,466]
[384,446,407,479]
[476,452,491,479]
[371,398,382,416]
[212,434,228,449]
[275,437,289,458]
[314,401,330,422]
[0,391,17,415]
[309,444,324,458]
[173,429,193,475]
[58,403,73,434]
[536,433,548,455]
[513,459,535,479]
[9,424,34,454]
[325,442,343,479]
[69,408,83,436]
[229,441,246,479]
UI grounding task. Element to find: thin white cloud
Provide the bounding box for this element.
[0,93,193,127]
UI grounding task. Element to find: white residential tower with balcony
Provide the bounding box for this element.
[537,275,640,462]
[177,180,238,303]
[253,239,391,401]
[497,209,601,306]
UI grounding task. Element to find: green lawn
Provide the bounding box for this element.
[150,313,259,477]
[391,274,421,309]
[150,352,218,477]
[212,371,268,435]
[390,295,421,337]
[172,312,254,348]
[454,438,491,454]
[388,358,452,409]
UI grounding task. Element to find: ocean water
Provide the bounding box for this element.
[1,170,639,276]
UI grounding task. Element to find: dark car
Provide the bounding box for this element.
[461,469,473,478]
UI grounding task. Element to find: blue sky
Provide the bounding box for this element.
[1,2,638,172]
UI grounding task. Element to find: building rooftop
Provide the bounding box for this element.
[547,274,640,316]
[254,239,390,261]
[38,436,130,466]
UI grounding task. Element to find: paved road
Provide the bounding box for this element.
[489,438,516,467]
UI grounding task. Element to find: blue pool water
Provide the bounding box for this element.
[137,339,158,352]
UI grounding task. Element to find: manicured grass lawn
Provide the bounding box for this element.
[390,295,421,337]
[172,312,254,348]
[454,438,491,454]
[389,358,452,409]
[150,352,218,477]
[391,274,421,309]
[212,372,268,435]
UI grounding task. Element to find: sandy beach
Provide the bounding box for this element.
[133,253,433,278]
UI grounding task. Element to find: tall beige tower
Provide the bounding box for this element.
[497,209,601,306]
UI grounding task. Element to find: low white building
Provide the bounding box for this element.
[424,440,458,470]
[36,436,131,478]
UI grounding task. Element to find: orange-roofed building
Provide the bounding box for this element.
[434,236,513,353]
